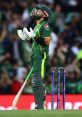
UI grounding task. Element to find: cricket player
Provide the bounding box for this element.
[17,4,52,109]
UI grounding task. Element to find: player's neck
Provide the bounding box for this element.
[36,18,44,24]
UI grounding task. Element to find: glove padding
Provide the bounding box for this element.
[23,27,36,39]
[17,27,36,41]
[17,30,27,40]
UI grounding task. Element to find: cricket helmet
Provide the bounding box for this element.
[31,4,52,20]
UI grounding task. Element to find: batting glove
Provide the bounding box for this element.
[17,30,27,40]
[23,27,36,40]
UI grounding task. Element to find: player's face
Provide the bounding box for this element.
[31,8,48,20]
[37,9,47,18]
[37,10,44,17]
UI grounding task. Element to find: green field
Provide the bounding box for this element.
[0,110,82,117]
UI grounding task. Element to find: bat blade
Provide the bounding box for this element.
[12,80,27,110]
[12,67,33,110]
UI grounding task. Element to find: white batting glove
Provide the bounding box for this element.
[17,29,31,41]
[23,27,36,40]
[17,30,26,40]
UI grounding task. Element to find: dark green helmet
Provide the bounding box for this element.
[31,4,52,20]
[36,4,52,19]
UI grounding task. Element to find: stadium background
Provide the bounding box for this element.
[0,0,82,99]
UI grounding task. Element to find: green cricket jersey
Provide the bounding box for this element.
[31,19,51,78]
[32,20,51,55]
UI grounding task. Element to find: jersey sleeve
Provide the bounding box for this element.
[76,50,82,60]
[40,23,51,38]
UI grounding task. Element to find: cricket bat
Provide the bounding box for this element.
[12,67,33,110]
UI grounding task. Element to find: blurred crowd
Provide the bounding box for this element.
[0,0,82,94]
